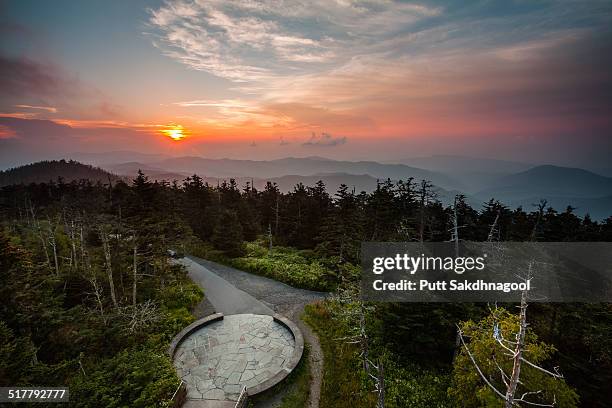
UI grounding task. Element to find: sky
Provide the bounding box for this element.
[1,0,611,169]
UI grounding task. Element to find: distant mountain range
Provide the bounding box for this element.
[473,165,612,218]
[105,161,187,182]
[391,155,533,191]
[136,156,463,191]
[476,165,612,199]
[0,160,122,187]
[69,151,171,166]
[393,155,531,174]
[2,156,611,219]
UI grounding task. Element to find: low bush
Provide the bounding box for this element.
[230,241,337,291]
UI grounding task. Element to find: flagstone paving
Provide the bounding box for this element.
[173,314,296,402]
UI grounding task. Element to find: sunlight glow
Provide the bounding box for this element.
[160,124,187,141]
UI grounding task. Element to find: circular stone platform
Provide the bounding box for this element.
[171,313,300,402]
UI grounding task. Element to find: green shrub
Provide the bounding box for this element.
[156,281,203,311]
[70,348,179,408]
[227,241,337,291]
[384,361,450,408]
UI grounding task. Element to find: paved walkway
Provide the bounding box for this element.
[180,257,274,315]
[185,256,326,312]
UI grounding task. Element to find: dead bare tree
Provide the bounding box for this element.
[132,238,138,306]
[418,180,435,243]
[367,358,385,408]
[85,270,106,322]
[449,195,467,360]
[458,261,563,407]
[47,216,60,276]
[120,300,160,333]
[79,229,107,323]
[28,203,51,266]
[487,210,501,243]
[268,223,273,253]
[275,195,280,236]
[68,219,79,270]
[332,283,385,406]
[79,224,87,267]
[62,209,84,272]
[530,200,547,242]
[448,195,468,257]
[99,228,119,310]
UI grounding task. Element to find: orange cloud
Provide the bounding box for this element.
[0,124,17,139]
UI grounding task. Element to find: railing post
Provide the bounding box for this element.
[171,380,187,408]
[234,386,248,408]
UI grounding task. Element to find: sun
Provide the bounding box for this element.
[160,124,187,141]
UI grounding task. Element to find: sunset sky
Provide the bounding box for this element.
[1,0,611,168]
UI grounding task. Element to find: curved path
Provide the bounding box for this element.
[180,257,274,316]
[180,256,327,408]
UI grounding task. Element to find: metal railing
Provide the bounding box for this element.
[234,386,248,408]
[170,381,187,408]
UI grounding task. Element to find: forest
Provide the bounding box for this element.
[0,166,611,407]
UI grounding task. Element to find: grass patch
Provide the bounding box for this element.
[303,301,376,408]
[278,344,312,408]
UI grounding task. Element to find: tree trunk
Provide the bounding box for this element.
[80,226,86,266]
[100,231,119,310]
[275,196,280,235]
[30,206,50,266]
[70,220,78,270]
[132,242,138,306]
[360,303,370,374]
[504,290,527,407]
[268,224,273,252]
[419,195,425,243]
[452,197,459,258]
[487,211,500,242]
[48,222,60,276]
[377,359,385,408]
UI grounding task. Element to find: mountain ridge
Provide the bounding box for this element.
[0,159,123,187]
[148,156,464,191]
[477,165,612,199]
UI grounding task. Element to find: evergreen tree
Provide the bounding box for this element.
[316,184,364,263]
[211,210,244,256]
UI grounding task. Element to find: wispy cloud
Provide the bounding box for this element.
[173,99,251,108]
[0,55,66,98]
[0,53,121,124]
[303,132,347,147]
[0,124,17,139]
[173,98,296,128]
[148,0,441,82]
[15,104,57,113]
